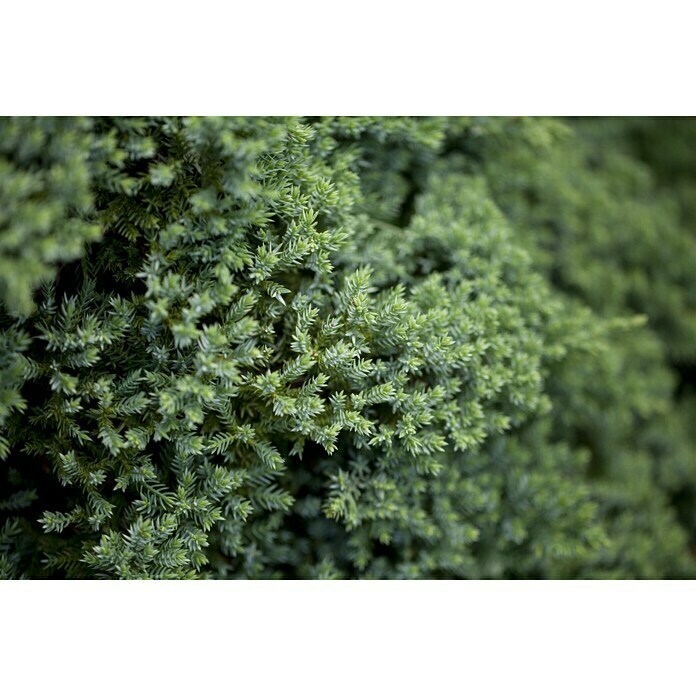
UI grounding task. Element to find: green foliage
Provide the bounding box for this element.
[474,117,696,577]
[479,118,696,361]
[0,116,694,579]
[0,117,105,316]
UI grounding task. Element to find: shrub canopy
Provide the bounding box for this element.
[1,116,694,579]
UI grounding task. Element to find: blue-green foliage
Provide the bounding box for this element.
[0,116,694,579]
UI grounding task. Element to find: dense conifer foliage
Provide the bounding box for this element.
[1,117,694,578]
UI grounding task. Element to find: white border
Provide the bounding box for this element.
[2,1,695,115]
[2,581,694,694]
